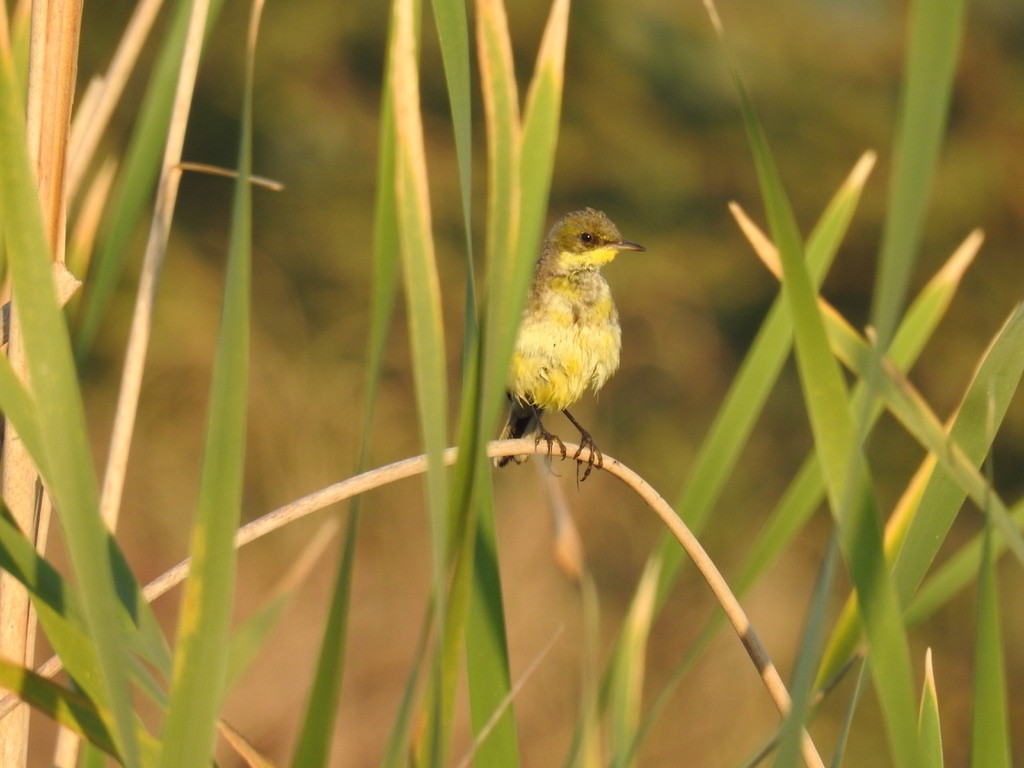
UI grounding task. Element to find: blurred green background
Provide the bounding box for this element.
[65,0,1023,764]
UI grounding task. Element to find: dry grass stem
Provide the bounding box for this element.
[66,0,166,197]
[98,0,211,533]
[66,158,118,279]
[541,465,586,582]
[454,625,566,768]
[3,441,824,767]
[176,161,284,191]
[1,2,83,761]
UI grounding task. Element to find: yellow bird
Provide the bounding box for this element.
[496,208,644,480]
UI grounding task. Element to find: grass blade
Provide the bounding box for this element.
[0,28,140,767]
[905,496,1024,626]
[773,536,839,768]
[704,3,921,763]
[492,0,569,431]
[463,3,569,763]
[158,2,260,762]
[608,557,659,768]
[291,520,358,765]
[621,229,975,763]
[918,650,943,768]
[428,0,472,259]
[604,154,877,760]
[969,514,1011,767]
[652,152,874,609]
[390,0,453,761]
[0,508,104,703]
[477,0,521,432]
[465,475,519,767]
[870,0,967,348]
[0,658,118,757]
[445,0,519,756]
[381,603,433,768]
[74,0,227,355]
[291,0,406,760]
[891,305,1024,595]
[391,0,449,580]
[818,304,1024,685]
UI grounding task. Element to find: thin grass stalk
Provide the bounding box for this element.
[97,0,210,532]
[66,0,167,198]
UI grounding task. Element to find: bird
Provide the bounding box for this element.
[496,208,644,481]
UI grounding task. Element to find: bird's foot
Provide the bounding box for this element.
[572,429,603,483]
[534,423,567,462]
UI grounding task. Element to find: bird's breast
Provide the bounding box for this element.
[507,273,621,411]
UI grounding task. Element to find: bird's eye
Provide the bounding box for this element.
[580,232,595,244]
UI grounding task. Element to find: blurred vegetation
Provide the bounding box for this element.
[58,0,1024,765]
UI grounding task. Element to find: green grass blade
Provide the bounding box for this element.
[818,304,1024,685]
[608,557,659,768]
[812,297,1024,568]
[0,34,141,768]
[870,0,967,348]
[891,305,1024,596]
[225,592,290,692]
[918,650,943,768]
[0,658,118,757]
[723,228,980,602]
[905,497,1024,627]
[292,516,358,766]
[0,507,104,702]
[0,502,171,691]
[773,536,839,768]
[381,603,434,768]
[0,357,48,481]
[829,657,870,768]
[706,5,920,763]
[651,154,873,610]
[390,0,452,761]
[428,0,472,260]
[624,227,975,764]
[443,3,566,766]
[391,0,449,576]
[446,0,515,752]
[291,0,404,759]
[158,4,260,762]
[443,8,494,746]
[602,157,879,762]
[970,515,1011,768]
[488,0,569,433]
[74,0,226,356]
[465,469,519,767]
[462,4,570,763]
[477,0,521,434]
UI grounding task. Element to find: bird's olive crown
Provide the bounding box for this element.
[548,207,627,254]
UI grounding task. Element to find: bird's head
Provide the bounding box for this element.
[546,208,645,270]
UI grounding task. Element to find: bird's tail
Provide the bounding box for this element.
[495,399,539,467]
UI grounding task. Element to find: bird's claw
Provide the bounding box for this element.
[572,430,603,483]
[534,426,567,462]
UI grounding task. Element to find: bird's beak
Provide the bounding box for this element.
[615,239,645,252]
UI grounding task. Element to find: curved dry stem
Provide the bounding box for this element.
[13,441,825,767]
